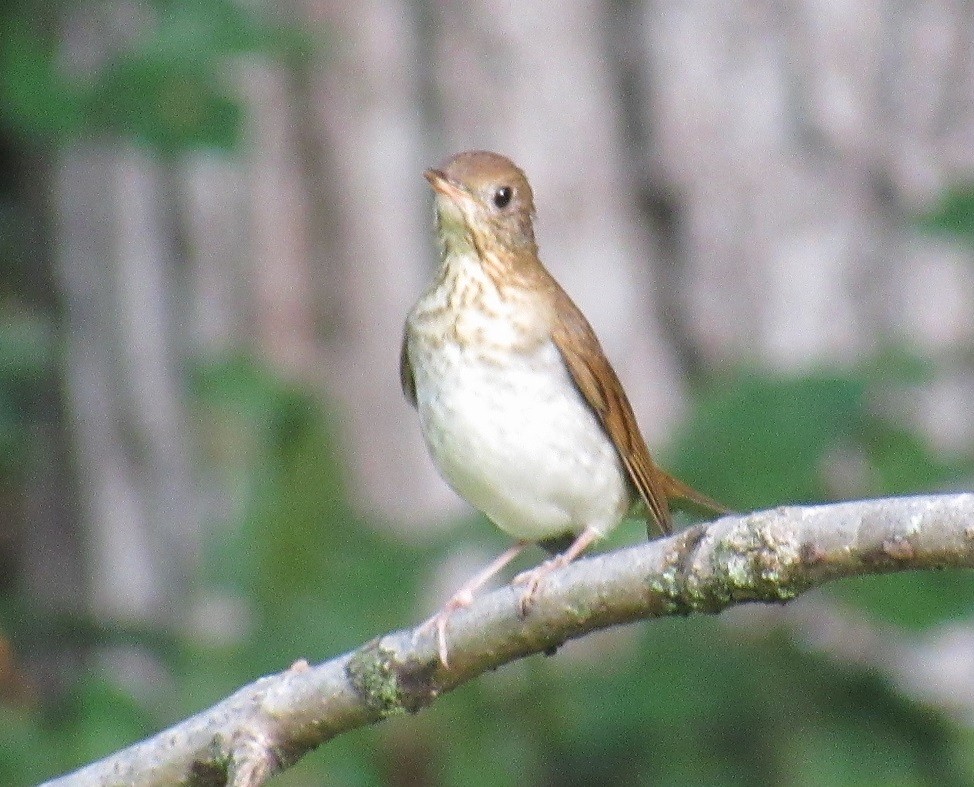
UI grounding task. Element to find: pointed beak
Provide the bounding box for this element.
[424,169,470,205]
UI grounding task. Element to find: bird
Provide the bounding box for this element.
[401,151,723,666]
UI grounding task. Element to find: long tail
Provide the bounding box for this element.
[658,468,729,517]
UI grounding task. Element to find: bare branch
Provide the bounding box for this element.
[43,493,974,786]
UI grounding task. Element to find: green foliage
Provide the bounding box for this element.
[0,19,84,142]
[0,0,312,152]
[0,677,154,784]
[0,311,52,474]
[555,621,965,786]
[917,185,974,245]
[668,363,965,512]
[669,371,867,509]
[85,55,243,153]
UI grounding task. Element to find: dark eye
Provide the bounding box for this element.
[493,186,513,209]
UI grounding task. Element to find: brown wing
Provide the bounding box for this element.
[548,289,673,535]
[400,331,417,407]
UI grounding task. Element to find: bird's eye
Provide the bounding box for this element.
[493,186,513,209]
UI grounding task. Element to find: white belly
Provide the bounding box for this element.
[409,337,631,542]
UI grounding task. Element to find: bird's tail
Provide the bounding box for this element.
[659,468,729,518]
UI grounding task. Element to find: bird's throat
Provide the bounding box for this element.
[411,246,550,360]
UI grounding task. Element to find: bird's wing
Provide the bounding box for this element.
[549,289,673,535]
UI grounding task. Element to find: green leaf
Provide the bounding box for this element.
[917,185,974,244]
[0,0,315,152]
[0,22,85,141]
[86,56,243,152]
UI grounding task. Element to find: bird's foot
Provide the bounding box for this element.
[415,542,529,667]
[511,527,602,616]
[512,556,565,617]
[415,589,474,668]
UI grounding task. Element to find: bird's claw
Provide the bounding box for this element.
[416,590,474,668]
[512,559,560,617]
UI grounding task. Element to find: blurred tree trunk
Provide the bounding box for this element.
[12,147,87,702]
[21,393,86,699]
[178,151,251,360]
[634,0,974,447]
[53,143,199,625]
[239,59,319,377]
[303,0,461,526]
[636,2,974,359]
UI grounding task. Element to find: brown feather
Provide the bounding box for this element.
[546,281,674,536]
[658,468,728,516]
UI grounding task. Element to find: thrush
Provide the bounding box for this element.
[401,151,723,666]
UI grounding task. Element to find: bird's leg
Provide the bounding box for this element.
[513,526,601,617]
[418,541,529,667]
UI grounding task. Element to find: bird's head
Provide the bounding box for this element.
[425,151,537,260]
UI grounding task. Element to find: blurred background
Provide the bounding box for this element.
[1,0,974,784]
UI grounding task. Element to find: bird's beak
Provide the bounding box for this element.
[424,169,470,205]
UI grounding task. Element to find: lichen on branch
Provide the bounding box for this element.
[43,493,974,787]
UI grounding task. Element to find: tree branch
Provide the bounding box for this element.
[44,493,974,786]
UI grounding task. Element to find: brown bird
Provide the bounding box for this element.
[402,151,723,666]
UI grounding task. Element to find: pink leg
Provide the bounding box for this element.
[513,526,601,616]
[419,541,529,667]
